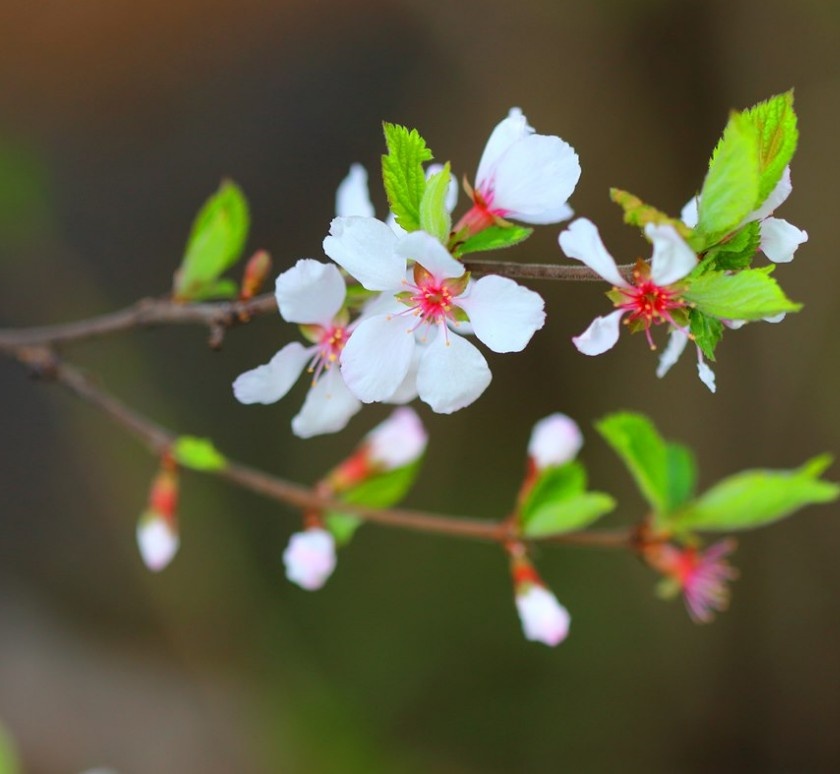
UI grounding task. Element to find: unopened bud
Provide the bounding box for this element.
[510,548,570,646]
[528,413,583,470]
[136,458,180,572]
[239,250,272,301]
[283,528,337,591]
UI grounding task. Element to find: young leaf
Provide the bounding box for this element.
[742,90,798,204]
[597,413,670,514]
[689,309,724,362]
[520,463,587,522]
[675,455,839,532]
[703,221,761,272]
[381,123,433,233]
[684,266,802,321]
[522,492,615,537]
[173,180,250,300]
[419,162,452,242]
[667,443,697,512]
[0,720,20,774]
[171,436,227,472]
[457,224,533,255]
[609,188,696,244]
[695,112,760,246]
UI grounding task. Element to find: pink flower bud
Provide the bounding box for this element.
[515,584,571,646]
[239,250,272,301]
[136,460,180,572]
[528,413,583,469]
[283,528,337,591]
[365,407,428,471]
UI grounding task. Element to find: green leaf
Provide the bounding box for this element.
[326,461,423,545]
[174,180,250,300]
[675,455,839,532]
[695,112,761,246]
[521,463,587,522]
[597,413,670,514]
[609,188,696,244]
[522,492,615,537]
[183,278,239,301]
[703,221,761,272]
[689,309,724,362]
[457,224,533,255]
[742,90,798,204]
[171,436,227,472]
[0,720,20,774]
[684,266,802,321]
[667,443,697,511]
[419,162,452,242]
[381,123,433,233]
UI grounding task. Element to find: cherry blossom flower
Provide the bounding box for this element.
[455,107,581,237]
[323,219,545,413]
[232,259,363,438]
[283,528,337,591]
[647,539,738,623]
[136,461,179,572]
[681,166,808,264]
[528,413,584,470]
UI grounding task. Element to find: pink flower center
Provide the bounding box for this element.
[396,265,466,341]
[307,324,349,383]
[614,267,686,349]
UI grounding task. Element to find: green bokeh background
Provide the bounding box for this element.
[1,1,839,771]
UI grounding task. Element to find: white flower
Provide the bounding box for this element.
[365,407,428,470]
[323,218,545,413]
[461,108,580,231]
[233,259,363,438]
[528,413,584,470]
[283,529,337,591]
[682,166,808,264]
[515,584,571,646]
[560,218,697,355]
[136,512,179,572]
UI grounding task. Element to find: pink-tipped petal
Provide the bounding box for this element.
[646,223,697,286]
[365,407,428,470]
[335,163,375,218]
[559,219,628,288]
[339,314,416,403]
[457,275,545,353]
[275,260,346,325]
[396,230,464,279]
[416,332,491,414]
[291,367,362,439]
[232,342,312,405]
[283,529,337,591]
[572,310,624,356]
[323,216,404,291]
[528,413,583,469]
[760,217,808,264]
[515,585,570,646]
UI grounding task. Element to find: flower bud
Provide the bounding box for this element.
[283,528,337,591]
[239,250,272,301]
[136,461,179,572]
[510,548,570,646]
[528,413,583,470]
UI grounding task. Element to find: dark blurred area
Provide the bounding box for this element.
[1,0,839,771]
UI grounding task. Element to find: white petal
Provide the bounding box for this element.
[385,344,421,404]
[656,328,689,378]
[559,219,628,287]
[339,314,416,403]
[365,407,428,470]
[760,217,808,263]
[275,259,346,324]
[681,195,700,228]
[291,367,362,439]
[476,107,533,186]
[764,312,787,324]
[725,319,747,330]
[232,342,311,405]
[283,529,336,591]
[323,216,404,291]
[572,310,624,356]
[646,223,697,286]
[515,585,570,646]
[697,359,717,393]
[528,414,583,469]
[749,166,792,222]
[386,211,406,237]
[457,275,545,353]
[335,163,375,218]
[396,230,464,279]
[416,332,491,413]
[137,515,179,572]
[488,134,581,224]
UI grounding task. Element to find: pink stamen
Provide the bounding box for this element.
[306,323,349,385]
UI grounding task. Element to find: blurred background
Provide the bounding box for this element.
[1,0,839,771]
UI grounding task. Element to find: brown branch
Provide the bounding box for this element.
[462,259,636,282]
[9,345,634,550]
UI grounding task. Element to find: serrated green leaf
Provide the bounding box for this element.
[381,123,433,233]
[689,309,724,362]
[522,492,615,537]
[675,455,839,532]
[457,224,533,255]
[684,266,802,321]
[609,188,695,242]
[703,221,761,272]
[597,413,670,514]
[520,463,587,523]
[174,180,250,300]
[172,436,227,472]
[696,112,761,246]
[667,443,697,511]
[325,460,423,545]
[742,90,798,204]
[419,162,452,242]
